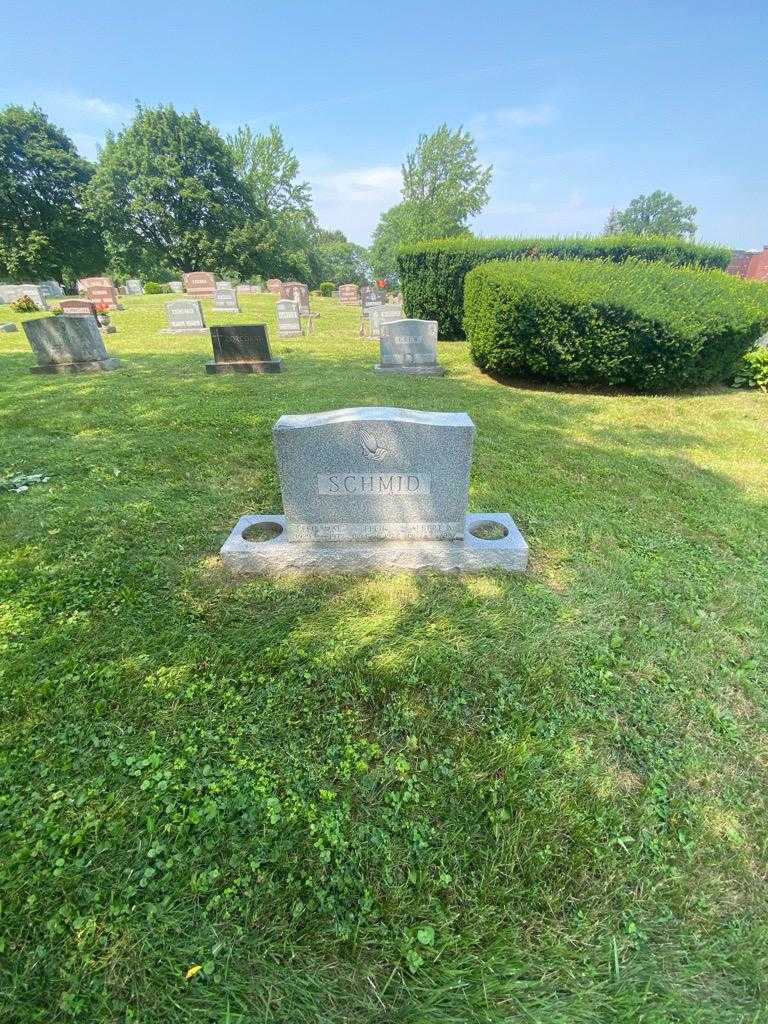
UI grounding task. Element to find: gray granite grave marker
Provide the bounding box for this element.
[368,303,403,339]
[0,322,18,332]
[212,285,240,312]
[376,319,444,376]
[1,284,49,309]
[22,316,120,374]
[206,324,283,374]
[168,281,184,293]
[160,299,207,334]
[219,407,528,573]
[124,279,143,295]
[276,299,302,337]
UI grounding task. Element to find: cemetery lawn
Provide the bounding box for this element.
[1,293,767,1024]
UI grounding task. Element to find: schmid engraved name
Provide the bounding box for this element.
[318,472,430,496]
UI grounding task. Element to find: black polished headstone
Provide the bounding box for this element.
[206,324,283,374]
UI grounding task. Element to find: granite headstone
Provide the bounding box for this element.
[160,299,207,333]
[219,407,528,573]
[206,324,283,374]
[266,278,283,294]
[338,283,359,305]
[22,316,120,374]
[168,281,184,293]
[182,271,216,298]
[125,279,144,295]
[276,299,303,337]
[212,285,240,312]
[376,319,444,376]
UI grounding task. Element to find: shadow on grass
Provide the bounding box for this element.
[1,347,767,1022]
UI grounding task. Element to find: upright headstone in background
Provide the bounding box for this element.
[206,324,283,374]
[22,316,120,374]
[0,284,48,308]
[85,282,121,310]
[60,298,98,317]
[168,281,184,293]
[39,280,64,298]
[124,279,144,295]
[266,278,283,294]
[79,276,114,291]
[338,283,359,305]
[59,298,116,333]
[376,319,444,376]
[360,285,385,315]
[219,406,528,573]
[160,299,208,334]
[369,303,404,339]
[182,271,216,298]
[212,285,241,312]
[280,281,307,307]
[276,299,302,337]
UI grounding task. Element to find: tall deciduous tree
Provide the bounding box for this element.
[87,104,248,275]
[225,124,319,282]
[370,124,491,282]
[0,105,104,282]
[605,191,698,239]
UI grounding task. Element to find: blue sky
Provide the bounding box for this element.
[2,0,765,248]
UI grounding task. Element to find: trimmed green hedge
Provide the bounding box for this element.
[464,258,768,392]
[397,234,732,339]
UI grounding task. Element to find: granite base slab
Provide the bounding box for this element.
[160,327,209,334]
[374,364,445,376]
[220,513,528,574]
[30,357,121,374]
[205,359,284,374]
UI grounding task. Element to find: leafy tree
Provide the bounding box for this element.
[87,104,248,275]
[605,190,697,239]
[402,123,492,227]
[370,124,491,283]
[316,236,371,285]
[228,124,312,217]
[226,123,320,282]
[0,104,104,282]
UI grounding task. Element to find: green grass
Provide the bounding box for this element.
[1,293,767,1023]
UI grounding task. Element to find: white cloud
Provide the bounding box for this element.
[304,161,403,244]
[46,92,130,122]
[472,104,556,140]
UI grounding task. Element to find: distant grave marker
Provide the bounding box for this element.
[212,285,241,312]
[182,271,216,298]
[338,283,359,305]
[124,279,144,295]
[266,278,283,294]
[276,299,303,337]
[206,324,283,374]
[376,319,444,376]
[160,299,207,334]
